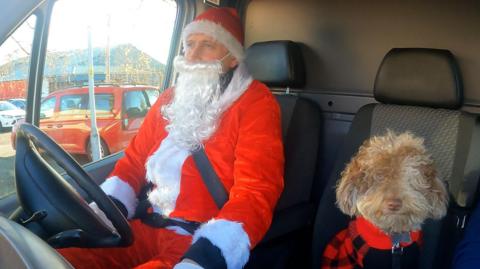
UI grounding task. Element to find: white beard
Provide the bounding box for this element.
[162,56,225,151]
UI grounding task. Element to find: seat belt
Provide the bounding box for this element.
[134,147,228,229]
[192,148,228,209]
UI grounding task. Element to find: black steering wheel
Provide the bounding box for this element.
[14,123,132,248]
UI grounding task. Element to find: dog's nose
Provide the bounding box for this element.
[386,198,403,211]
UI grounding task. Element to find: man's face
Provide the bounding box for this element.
[185,33,238,72]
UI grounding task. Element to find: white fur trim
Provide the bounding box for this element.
[218,62,253,112]
[146,134,191,216]
[173,262,204,269]
[100,176,137,219]
[193,219,251,269]
[182,20,245,61]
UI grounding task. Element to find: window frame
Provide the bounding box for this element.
[0,11,40,201]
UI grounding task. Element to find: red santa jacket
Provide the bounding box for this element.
[100,64,284,269]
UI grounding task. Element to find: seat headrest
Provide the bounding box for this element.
[374,48,463,109]
[245,40,306,88]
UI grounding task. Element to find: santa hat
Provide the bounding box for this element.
[182,7,245,61]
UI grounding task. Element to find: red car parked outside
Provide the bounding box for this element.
[12,85,160,158]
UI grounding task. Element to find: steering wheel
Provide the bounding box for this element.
[14,123,133,248]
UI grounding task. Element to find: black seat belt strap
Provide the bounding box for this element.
[391,243,403,269]
[142,213,201,234]
[192,148,228,209]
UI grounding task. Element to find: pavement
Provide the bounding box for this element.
[0,129,90,198]
[0,130,15,198]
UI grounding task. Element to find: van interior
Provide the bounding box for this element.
[1,0,479,268]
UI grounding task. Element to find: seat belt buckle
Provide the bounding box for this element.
[456,214,468,229]
[391,242,404,255]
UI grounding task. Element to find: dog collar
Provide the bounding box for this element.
[353,217,422,250]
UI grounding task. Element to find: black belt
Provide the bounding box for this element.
[141,213,201,234]
[135,195,201,234]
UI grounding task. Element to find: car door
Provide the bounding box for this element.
[54,93,90,154]
[38,96,62,141]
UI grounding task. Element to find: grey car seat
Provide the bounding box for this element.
[312,48,480,269]
[245,40,322,267]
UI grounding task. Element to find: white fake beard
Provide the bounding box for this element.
[162,56,224,151]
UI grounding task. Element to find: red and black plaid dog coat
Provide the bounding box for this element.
[321,217,422,269]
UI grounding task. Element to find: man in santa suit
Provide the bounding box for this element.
[58,7,284,269]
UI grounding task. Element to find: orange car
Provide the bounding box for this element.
[12,85,160,158]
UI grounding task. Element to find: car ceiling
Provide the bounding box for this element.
[0,0,45,45]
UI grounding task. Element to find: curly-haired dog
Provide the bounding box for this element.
[322,131,448,269]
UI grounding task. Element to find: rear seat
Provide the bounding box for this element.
[245,41,322,267]
[311,48,480,269]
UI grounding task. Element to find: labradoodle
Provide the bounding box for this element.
[322,131,448,269]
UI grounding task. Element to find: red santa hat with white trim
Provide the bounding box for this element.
[181,7,245,61]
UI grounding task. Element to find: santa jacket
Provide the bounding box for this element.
[100,63,285,269]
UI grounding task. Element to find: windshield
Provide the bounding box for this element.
[0,101,18,111]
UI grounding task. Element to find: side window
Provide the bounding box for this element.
[40,97,56,119]
[0,16,36,198]
[124,91,148,117]
[42,0,178,165]
[145,89,160,106]
[94,94,114,112]
[59,95,86,114]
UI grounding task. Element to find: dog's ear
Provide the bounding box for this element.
[422,164,449,219]
[336,158,364,216]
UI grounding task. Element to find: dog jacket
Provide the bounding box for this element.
[322,217,422,269]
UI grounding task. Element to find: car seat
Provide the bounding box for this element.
[245,40,323,268]
[312,48,480,269]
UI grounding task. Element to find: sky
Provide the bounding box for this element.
[0,0,177,66]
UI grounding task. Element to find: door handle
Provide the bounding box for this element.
[56,124,63,128]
